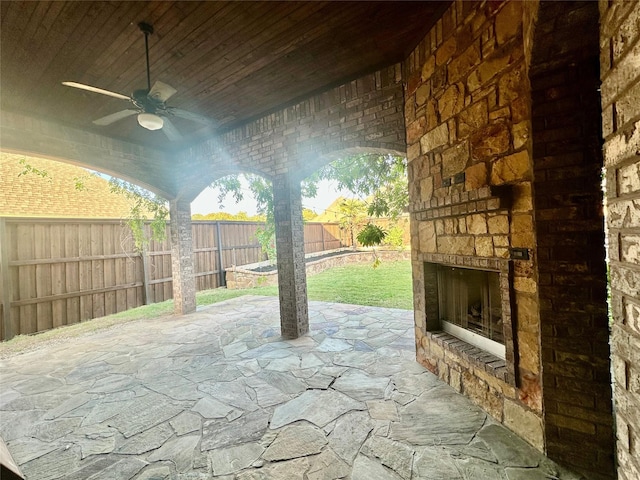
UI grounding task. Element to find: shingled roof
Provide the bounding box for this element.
[0,153,137,219]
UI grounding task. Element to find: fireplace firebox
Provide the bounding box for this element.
[436,265,505,359]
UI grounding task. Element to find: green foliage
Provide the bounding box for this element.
[337,199,367,249]
[357,223,387,247]
[108,178,169,251]
[18,157,97,192]
[383,225,406,249]
[210,154,408,262]
[356,223,388,268]
[18,158,52,181]
[16,157,167,252]
[314,154,408,260]
[72,173,96,191]
[302,208,318,221]
[311,153,408,219]
[211,174,277,261]
[255,223,277,262]
[212,175,244,206]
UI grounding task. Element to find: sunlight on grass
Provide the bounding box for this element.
[1,260,412,357]
[244,260,413,310]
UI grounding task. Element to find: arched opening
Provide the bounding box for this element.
[200,148,414,314]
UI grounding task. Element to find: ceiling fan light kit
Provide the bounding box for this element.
[137,112,164,130]
[61,22,212,141]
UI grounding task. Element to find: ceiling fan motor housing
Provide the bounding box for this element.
[132,89,162,114]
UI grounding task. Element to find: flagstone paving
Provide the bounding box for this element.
[0,296,583,479]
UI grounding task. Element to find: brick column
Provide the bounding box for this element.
[170,199,196,315]
[273,173,309,338]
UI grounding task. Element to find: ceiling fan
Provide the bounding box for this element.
[62,22,212,141]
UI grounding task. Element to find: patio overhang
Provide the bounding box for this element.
[0,1,449,159]
[2,2,639,479]
[0,0,448,329]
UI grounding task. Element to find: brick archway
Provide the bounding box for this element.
[168,66,409,338]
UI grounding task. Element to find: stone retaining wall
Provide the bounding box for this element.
[226,249,409,290]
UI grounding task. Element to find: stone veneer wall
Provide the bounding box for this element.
[405,0,544,451]
[600,1,640,479]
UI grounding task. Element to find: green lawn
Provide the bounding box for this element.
[199,259,413,309]
[1,260,412,356]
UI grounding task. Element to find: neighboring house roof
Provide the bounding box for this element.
[0,153,135,219]
[313,196,348,223]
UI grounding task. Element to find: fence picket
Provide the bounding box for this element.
[0,217,356,340]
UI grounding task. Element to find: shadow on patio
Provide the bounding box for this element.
[0,296,580,479]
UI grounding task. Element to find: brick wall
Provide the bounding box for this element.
[404,0,545,453]
[600,1,640,479]
[177,66,407,201]
[529,2,614,477]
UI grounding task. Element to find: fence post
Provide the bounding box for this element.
[141,243,152,305]
[320,224,326,251]
[0,218,14,340]
[216,222,226,287]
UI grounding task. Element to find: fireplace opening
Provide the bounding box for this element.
[436,265,505,359]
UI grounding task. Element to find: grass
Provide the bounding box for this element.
[277,260,412,309]
[0,260,412,357]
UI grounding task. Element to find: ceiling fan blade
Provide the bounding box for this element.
[93,109,138,126]
[148,81,177,102]
[161,117,183,142]
[167,107,214,126]
[62,82,130,101]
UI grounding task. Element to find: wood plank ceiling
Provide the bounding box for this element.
[0,1,449,150]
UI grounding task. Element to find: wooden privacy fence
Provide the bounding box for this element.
[0,218,346,340]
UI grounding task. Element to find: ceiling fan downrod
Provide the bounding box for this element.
[138,22,154,93]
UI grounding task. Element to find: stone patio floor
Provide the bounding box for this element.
[0,296,583,480]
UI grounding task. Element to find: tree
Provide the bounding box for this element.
[15,157,169,251]
[212,174,277,262]
[206,154,409,262]
[107,178,169,251]
[337,199,367,250]
[311,154,408,220]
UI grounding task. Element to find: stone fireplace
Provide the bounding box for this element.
[412,185,524,429]
[404,0,546,458]
[404,1,615,478]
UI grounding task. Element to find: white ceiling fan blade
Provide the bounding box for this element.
[161,117,183,142]
[148,81,177,102]
[62,82,130,101]
[93,109,138,126]
[167,107,214,126]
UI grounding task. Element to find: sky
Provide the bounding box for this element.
[190,178,353,216]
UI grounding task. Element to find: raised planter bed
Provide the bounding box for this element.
[225,248,409,290]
